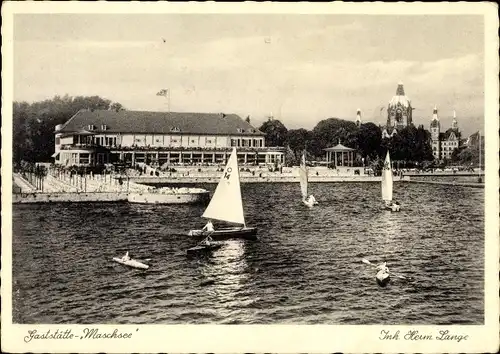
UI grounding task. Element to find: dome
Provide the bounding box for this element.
[389,83,411,108]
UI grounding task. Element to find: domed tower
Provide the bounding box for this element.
[356,108,362,127]
[430,106,441,159]
[387,82,413,130]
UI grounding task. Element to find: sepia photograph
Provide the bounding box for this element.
[2,2,498,353]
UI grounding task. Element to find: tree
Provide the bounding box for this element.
[311,118,358,157]
[286,128,313,162]
[355,123,382,159]
[110,102,125,111]
[258,119,288,147]
[13,95,124,163]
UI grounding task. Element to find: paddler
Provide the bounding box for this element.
[376,261,390,274]
[122,251,130,262]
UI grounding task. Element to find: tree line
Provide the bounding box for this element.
[13,95,124,164]
[13,95,477,169]
[258,118,435,167]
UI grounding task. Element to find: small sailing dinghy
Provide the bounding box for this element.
[188,147,257,240]
[381,151,400,212]
[300,151,318,208]
[187,235,223,255]
[112,252,149,270]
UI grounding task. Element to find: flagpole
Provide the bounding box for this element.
[168,89,171,113]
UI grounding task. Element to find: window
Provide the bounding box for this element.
[170,127,180,132]
[156,139,161,143]
[55,137,61,145]
[231,139,236,147]
[79,153,90,164]
[101,124,108,131]
[206,139,212,144]
[191,139,196,143]
[88,124,96,131]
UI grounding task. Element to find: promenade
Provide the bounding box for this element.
[12,165,484,204]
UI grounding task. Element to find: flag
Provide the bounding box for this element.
[156,89,168,97]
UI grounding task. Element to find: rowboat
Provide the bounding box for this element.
[376,269,391,287]
[112,257,149,270]
[186,242,223,255]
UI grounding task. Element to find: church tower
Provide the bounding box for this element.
[356,108,361,127]
[451,110,458,131]
[430,106,441,160]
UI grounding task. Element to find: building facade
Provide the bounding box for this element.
[382,82,413,138]
[54,109,285,167]
[430,107,461,160]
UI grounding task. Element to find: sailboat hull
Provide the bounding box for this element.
[188,227,258,240]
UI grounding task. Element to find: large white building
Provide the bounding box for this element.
[430,107,461,160]
[54,109,285,166]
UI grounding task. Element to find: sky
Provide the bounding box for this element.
[13,14,485,136]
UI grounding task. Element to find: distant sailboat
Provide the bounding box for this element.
[300,151,317,207]
[188,147,257,240]
[381,151,400,212]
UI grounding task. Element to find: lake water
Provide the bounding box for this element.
[12,182,484,324]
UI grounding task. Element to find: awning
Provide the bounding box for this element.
[51,152,60,158]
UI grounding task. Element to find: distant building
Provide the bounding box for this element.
[53,109,285,167]
[382,82,413,138]
[355,109,362,127]
[430,107,461,160]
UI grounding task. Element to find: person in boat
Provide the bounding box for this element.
[307,195,318,205]
[202,220,215,235]
[200,235,214,246]
[122,251,130,262]
[376,261,390,274]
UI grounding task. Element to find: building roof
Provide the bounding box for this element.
[57,109,265,136]
[324,143,355,152]
[389,82,411,108]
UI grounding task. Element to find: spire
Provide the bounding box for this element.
[396,82,405,95]
[452,110,458,130]
[356,108,361,126]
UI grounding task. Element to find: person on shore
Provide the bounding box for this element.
[202,220,215,235]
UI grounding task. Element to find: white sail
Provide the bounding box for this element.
[202,147,245,225]
[381,151,393,202]
[299,152,308,199]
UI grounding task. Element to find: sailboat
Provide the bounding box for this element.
[300,151,317,207]
[381,151,400,212]
[188,147,257,240]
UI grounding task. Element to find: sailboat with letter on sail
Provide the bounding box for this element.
[381,150,400,212]
[300,151,317,207]
[188,147,257,240]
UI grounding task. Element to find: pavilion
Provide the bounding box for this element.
[324,143,356,167]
